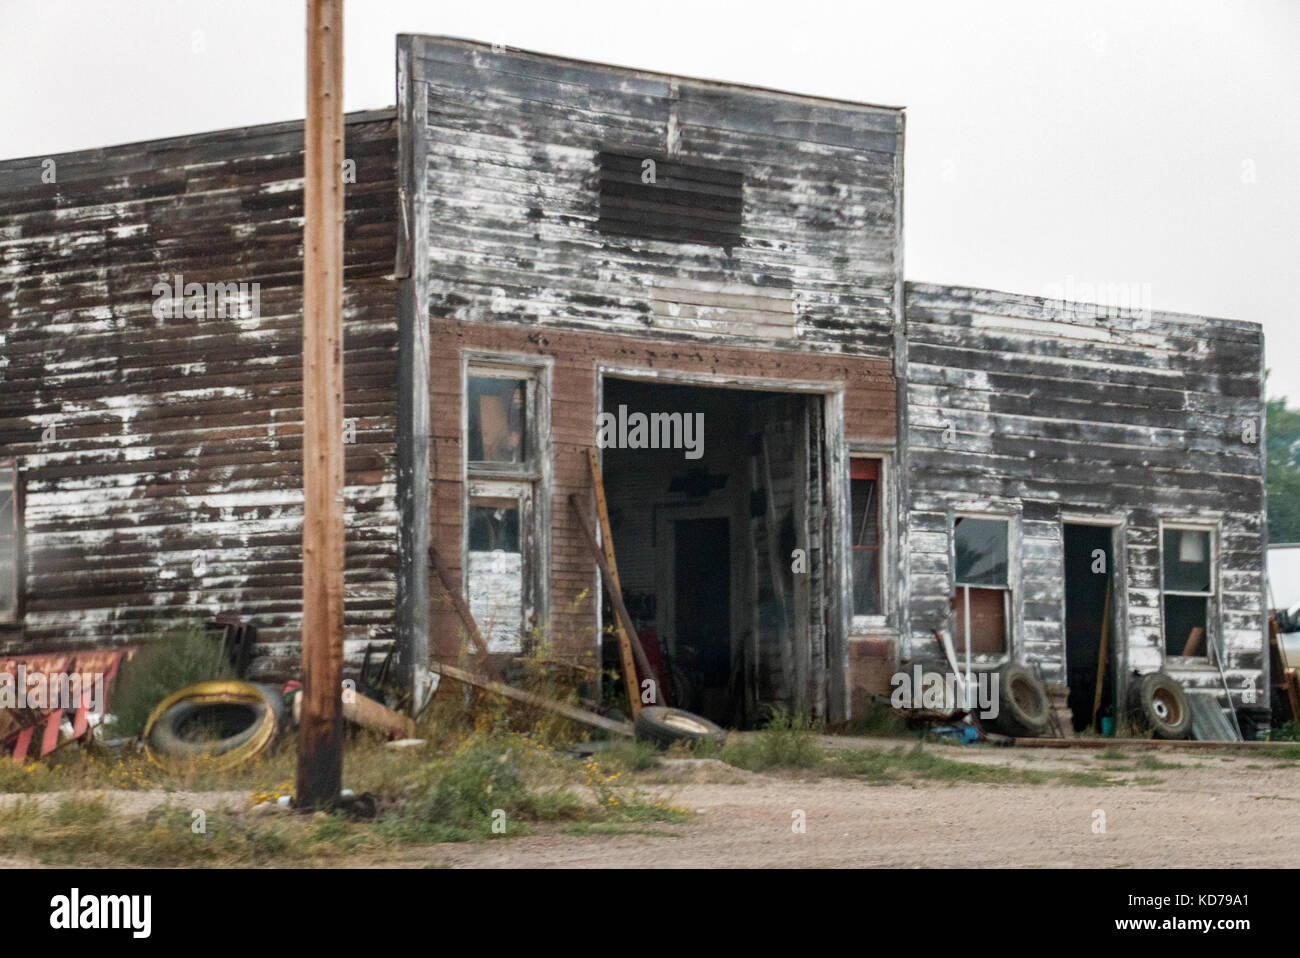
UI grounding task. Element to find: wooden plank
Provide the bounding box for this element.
[567,493,655,683]
[1004,736,1292,752]
[1090,579,1112,729]
[430,660,634,737]
[427,543,503,683]
[586,448,643,716]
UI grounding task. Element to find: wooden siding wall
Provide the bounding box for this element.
[0,112,400,678]
[411,36,903,358]
[902,282,1267,701]
[425,321,895,666]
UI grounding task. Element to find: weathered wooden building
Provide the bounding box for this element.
[0,111,402,675]
[0,35,1269,729]
[400,36,904,725]
[899,283,1267,729]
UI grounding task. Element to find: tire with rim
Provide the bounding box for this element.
[634,706,726,750]
[1131,671,1191,739]
[986,663,1051,737]
[144,680,281,768]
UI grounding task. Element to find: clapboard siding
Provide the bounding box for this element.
[412,36,902,357]
[902,282,1267,701]
[0,111,400,677]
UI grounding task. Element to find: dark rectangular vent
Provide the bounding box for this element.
[597,152,743,247]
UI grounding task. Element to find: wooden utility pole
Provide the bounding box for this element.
[297,0,345,808]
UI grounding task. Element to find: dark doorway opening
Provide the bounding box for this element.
[673,517,731,725]
[598,376,831,729]
[1064,523,1116,733]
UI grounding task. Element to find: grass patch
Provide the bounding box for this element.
[827,743,1049,785]
[0,730,694,865]
[829,699,908,738]
[106,620,233,740]
[561,821,681,838]
[383,736,587,843]
[1269,721,1300,742]
[1134,754,1182,770]
[1096,748,1130,761]
[720,710,823,772]
[595,739,662,773]
[1054,769,1127,787]
[0,796,379,867]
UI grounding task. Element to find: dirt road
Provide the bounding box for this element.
[5,741,1296,868]
[427,745,1300,868]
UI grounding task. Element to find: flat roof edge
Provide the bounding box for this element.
[0,106,398,173]
[905,279,1261,333]
[402,33,906,115]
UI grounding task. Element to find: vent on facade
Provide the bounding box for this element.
[597,152,743,248]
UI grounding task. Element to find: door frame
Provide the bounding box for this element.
[595,366,850,721]
[655,507,742,681]
[1060,514,1128,725]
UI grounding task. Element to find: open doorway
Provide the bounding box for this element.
[1064,523,1117,733]
[597,375,832,728]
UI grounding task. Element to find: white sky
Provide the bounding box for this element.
[3,0,1297,400]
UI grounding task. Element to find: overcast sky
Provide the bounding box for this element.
[3,0,1297,400]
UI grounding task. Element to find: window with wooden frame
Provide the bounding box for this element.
[951,515,1010,655]
[850,457,883,618]
[464,361,547,653]
[1161,525,1215,659]
[0,462,22,625]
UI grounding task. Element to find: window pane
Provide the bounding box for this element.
[1164,594,1208,655]
[468,502,520,552]
[954,517,1008,587]
[467,376,527,464]
[467,499,523,652]
[850,471,880,616]
[1163,529,1211,593]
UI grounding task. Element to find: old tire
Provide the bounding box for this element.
[1131,672,1191,740]
[634,706,726,750]
[144,680,281,769]
[986,663,1051,738]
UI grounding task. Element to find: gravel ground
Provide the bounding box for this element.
[3,741,1297,868]
[425,748,1300,868]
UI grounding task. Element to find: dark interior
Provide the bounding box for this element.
[599,377,813,728]
[1064,523,1116,732]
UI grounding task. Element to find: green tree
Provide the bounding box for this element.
[1266,396,1300,543]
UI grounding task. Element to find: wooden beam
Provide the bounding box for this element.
[296,0,346,808]
[1089,578,1112,730]
[1003,736,1296,752]
[430,660,635,738]
[585,448,643,716]
[427,543,503,683]
[567,493,655,683]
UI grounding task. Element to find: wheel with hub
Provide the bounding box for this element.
[1131,671,1191,739]
[634,706,727,750]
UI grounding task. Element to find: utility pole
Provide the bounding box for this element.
[297,0,345,808]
